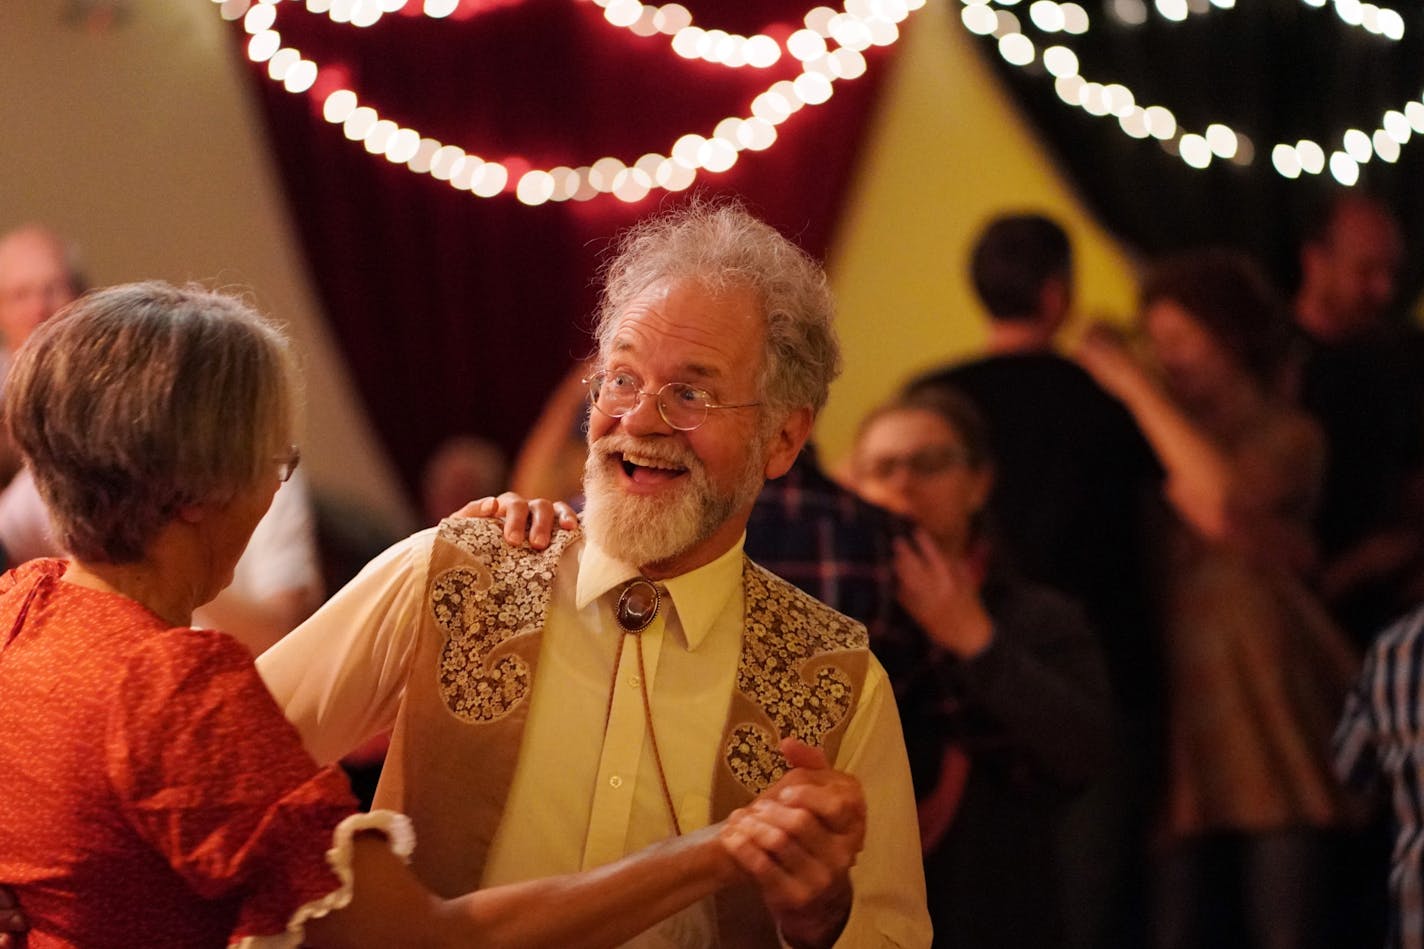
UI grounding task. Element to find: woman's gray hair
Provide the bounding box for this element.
[4,281,296,564]
[593,199,842,414]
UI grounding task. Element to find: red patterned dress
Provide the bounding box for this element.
[0,559,364,947]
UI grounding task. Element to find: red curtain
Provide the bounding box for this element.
[235,0,891,498]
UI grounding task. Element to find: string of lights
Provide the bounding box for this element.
[215,0,920,203]
[963,0,1421,186]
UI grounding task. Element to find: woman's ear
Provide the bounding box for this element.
[176,502,207,525]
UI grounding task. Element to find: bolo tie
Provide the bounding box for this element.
[607,577,683,836]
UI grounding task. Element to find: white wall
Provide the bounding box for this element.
[0,0,416,531]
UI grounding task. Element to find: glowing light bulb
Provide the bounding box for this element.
[1406,102,1424,134]
[343,106,377,141]
[247,30,281,62]
[1029,1,1065,31]
[429,144,465,180]
[323,89,358,124]
[1383,110,1411,144]
[1155,0,1188,22]
[1329,151,1360,185]
[283,59,318,93]
[1060,1,1089,31]
[243,3,276,33]
[1204,123,1237,158]
[604,0,641,28]
[1179,133,1212,168]
[1043,45,1079,77]
[788,29,828,61]
[471,163,508,198]
[655,158,696,191]
[794,72,834,105]
[744,35,780,68]
[612,168,653,203]
[998,33,1036,66]
[267,47,300,81]
[1295,140,1326,174]
[1145,105,1177,140]
[1054,74,1086,106]
[698,138,738,172]
[1119,108,1151,138]
[408,138,440,174]
[363,119,396,155]
[652,4,691,34]
[517,170,555,206]
[962,4,998,34]
[1372,129,1401,162]
[1271,144,1303,178]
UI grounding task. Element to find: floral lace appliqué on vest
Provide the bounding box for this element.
[430,518,575,724]
[725,562,867,793]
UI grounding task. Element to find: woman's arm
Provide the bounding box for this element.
[1074,327,1237,542]
[304,822,740,949]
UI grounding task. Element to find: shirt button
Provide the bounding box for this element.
[629,675,641,688]
[609,775,623,788]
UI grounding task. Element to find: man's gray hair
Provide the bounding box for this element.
[4,281,296,563]
[593,200,842,414]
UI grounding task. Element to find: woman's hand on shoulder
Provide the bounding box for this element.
[451,492,579,549]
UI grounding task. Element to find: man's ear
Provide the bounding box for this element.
[763,406,815,480]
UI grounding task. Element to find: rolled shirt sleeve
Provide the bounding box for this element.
[825,655,934,948]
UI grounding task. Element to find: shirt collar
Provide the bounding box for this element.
[576,533,746,652]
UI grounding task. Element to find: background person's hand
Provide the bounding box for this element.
[893,529,994,658]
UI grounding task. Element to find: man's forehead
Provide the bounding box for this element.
[603,279,763,371]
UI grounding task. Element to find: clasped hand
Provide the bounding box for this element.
[719,738,866,949]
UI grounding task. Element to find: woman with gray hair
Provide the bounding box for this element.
[0,281,764,947]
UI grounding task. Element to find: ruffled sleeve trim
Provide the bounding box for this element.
[228,809,416,949]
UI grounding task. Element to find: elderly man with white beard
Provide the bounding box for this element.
[257,201,932,949]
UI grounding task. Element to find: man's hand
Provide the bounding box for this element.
[720,738,865,948]
[453,492,579,550]
[0,886,28,949]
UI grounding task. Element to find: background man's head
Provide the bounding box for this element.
[421,435,508,525]
[0,226,84,352]
[1297,193,1403,343]
[969,213,1073,332]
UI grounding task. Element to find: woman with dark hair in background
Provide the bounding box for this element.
[1077,251,1359,949]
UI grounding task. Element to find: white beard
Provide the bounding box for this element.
[582,431,766,570]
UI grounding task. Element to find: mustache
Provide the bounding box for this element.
[592,432,700,470]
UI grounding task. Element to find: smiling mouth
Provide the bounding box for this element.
[619,451,689,485]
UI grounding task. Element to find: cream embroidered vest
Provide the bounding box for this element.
[373,517,869,946]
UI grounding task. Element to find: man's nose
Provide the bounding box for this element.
[621,390,673,435]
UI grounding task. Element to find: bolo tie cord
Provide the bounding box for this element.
[605,578,683,837]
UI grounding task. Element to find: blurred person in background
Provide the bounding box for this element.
[1078,250,1359,949]
[1290,193,1424,647]
[909,212,1162,949]
[850,385,1111,949]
